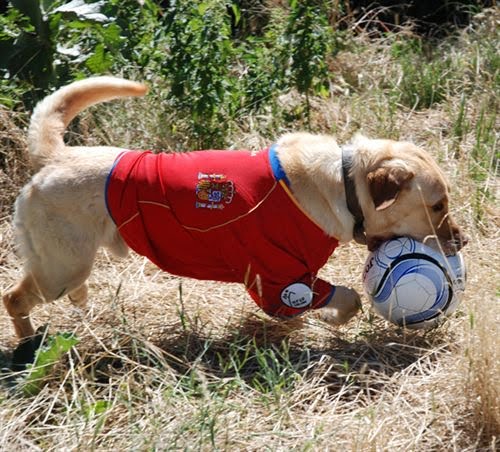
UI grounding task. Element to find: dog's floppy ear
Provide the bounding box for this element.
[367,164,414,210]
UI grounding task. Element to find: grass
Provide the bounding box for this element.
[0,7,499,451]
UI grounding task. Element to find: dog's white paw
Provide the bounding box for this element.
[317,286,361,325]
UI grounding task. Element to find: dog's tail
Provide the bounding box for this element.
[28,76,148,169]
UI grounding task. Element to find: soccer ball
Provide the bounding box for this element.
[362,237,466,329]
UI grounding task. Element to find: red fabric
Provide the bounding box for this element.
[105,148,339,317]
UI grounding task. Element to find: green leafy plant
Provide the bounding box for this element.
[0,0,112,104]
[0,0,164,108]
[22,332,80,396]
[97,0,165,73]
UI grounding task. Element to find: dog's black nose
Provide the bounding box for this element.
[448,234,468,253]
[455,232,469,251]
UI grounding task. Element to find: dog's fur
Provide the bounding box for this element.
[3,77,467,341]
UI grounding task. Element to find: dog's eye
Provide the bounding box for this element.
[432,202,444,212]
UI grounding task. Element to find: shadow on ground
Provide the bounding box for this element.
[73,312,455,400]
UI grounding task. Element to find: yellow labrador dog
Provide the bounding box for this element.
[3,77,467,346]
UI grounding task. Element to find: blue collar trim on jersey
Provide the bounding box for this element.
[269,144,291,186]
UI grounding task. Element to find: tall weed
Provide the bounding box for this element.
[161,1,235,148]
[390,38,454,109]
[281,0,336,125]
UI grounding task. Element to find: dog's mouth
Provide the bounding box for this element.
[366,235,390,252]
[367,234,468,255]
[423,236,468,256]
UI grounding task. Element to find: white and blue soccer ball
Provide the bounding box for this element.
[362,237,466,329]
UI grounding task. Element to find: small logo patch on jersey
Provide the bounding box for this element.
[280,283,313,309]
[195,172,234,209]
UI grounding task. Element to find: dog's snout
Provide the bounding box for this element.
[455,232,469,250]
[452,225,468,249]
[446,226,468,252]
[438,214,468,252]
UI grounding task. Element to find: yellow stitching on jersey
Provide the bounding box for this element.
[138,200,172,209]
[118,202,171,230]
[117,212,140,230]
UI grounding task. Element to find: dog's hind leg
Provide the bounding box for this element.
[4,260,93,370]
[4,267,95,340]
[3,275,44,339]
[3,259,94,339]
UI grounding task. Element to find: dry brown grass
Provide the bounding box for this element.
[0,10,498,451]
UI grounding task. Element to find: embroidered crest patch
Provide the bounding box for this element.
[195,172,234,209]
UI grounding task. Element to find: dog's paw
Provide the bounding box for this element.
[318,286,362,326]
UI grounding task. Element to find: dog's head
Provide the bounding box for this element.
[354,138,468,255]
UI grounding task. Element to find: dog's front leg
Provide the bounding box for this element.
[317,286,361,325]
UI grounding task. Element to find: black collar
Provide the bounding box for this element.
[341,145,366,245]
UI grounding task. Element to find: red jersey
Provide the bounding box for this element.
[105,146,339,317]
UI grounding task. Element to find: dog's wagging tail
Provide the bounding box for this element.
[28,77,148,170]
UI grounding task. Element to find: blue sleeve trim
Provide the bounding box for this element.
[269,144,291,186]
[322,285,336,309]
[104,151,127,225]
